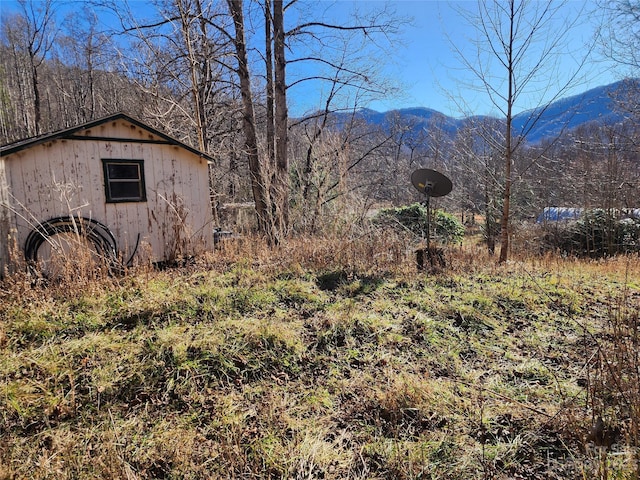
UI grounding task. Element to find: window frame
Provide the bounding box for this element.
[102,159,147,203]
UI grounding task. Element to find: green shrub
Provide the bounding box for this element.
[375,203,464,245]
[434,210,465,245]
[541,209,640,257]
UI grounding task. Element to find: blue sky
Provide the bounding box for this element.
[0,0,626,118]
[292,0,625,118]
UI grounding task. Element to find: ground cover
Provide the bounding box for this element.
[1,236,638,479]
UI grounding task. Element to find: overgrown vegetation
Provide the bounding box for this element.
[375,203,465,245]
[539,210,640,257]
[1,233,638,479]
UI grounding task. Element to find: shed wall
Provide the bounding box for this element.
[0,157,10,275]
[2,120,213,269]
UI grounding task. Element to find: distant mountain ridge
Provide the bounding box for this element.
[511,79,637,142]
[336,79,638,144]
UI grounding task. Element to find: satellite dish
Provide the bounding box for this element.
[410,168,454,261]
[411,169,452,198]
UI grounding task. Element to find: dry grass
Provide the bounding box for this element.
[1,231,639,479]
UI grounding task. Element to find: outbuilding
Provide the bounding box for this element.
[0,113,215,276]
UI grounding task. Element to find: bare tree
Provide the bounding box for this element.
[224,0,404,240]
[262,0,288,240]
[52,7,116,125]
[600,0,640,72]
[599,1,640,145]
[287,62,402,234]
[453,0,590,262]
[104,0,279,240]
[227,0,270,234]
[273,0,288,233]
[1,0,57,136]
[451,116,504,254]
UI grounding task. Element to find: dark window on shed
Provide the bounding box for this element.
[102,159,146,202]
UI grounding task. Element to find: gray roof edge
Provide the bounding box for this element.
[0,113,214,162]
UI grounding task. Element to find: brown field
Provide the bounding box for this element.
[1,234,639,479]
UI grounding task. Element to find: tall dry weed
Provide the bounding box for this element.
[583,260,640,477]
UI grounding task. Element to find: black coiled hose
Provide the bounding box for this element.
[24,216,121,274]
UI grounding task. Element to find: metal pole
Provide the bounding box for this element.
[425,195,431,252]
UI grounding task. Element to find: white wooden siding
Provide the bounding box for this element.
[1,118,214,271]
[0,157,10,274]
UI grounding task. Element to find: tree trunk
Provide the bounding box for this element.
[178,0,206,152]
[265,0,275,170]
[227,0,270,234]
[498,0,515,264]
[30,54,41,135]
[273,0,289,237]
[264,0,278,243]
